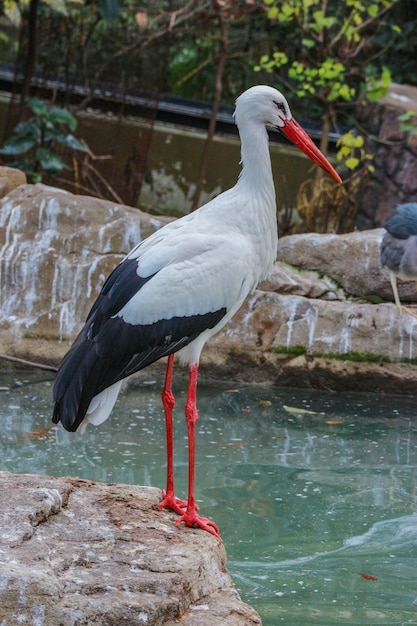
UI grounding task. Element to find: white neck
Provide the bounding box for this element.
[237,120,275,201]
[233,118,278,282]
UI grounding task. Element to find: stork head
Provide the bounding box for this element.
[235,85,342,184]
[235,85,292,128]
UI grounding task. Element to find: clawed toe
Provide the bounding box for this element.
[158,490,188,515]
[176,511,222,541]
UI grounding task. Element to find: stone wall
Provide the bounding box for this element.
[356,83,417,230]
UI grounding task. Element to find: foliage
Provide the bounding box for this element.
[0,0,415,108]
[0,97,87,182]
[2,0,118,25]
[365,67,392,103]
[255,0,400,124]
[398,110,417,136]
[336,131,374,173]
[0,0,416,214]
[0,1,268,107]
[323,350,391,363]
[254,0,402,233]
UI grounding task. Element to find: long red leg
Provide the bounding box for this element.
[158,354,187,514]
[175,363,221,540]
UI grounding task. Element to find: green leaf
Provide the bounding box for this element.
[26,97,48,117]
[273,51,289,65]
[6,158,35,173]
[337,146,351,158]
[31,172,43,184]
[48,107,78,131]
[301,38,315,49]
[278,2,297,22]
[345,157,360,170]
[36,148,68,173]
[55,133,87,151]
[398,111,416,122]
[13,119,39,138]
[365,67,391,102]
[339,84,354,101]
[0,135,37,155]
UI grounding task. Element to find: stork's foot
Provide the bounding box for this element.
[176,509,222,541]
[158,490,188,515]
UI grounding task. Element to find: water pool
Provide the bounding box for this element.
[1,369,416,625]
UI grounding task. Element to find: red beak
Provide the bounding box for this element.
[280,117,342,184]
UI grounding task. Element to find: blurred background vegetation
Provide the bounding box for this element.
[1,1,416,108]
[0,0,416,231]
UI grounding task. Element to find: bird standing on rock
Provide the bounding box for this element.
[380,202,417,319]
[52,85,342,539]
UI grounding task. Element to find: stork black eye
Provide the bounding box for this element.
[273,100,286,114]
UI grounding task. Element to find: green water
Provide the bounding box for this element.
[1,369,417,625]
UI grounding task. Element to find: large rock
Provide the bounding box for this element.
[0,166,26,199]
[275,229,417,301]
[0,471,261,626]
[0,183,171,361]
[208,289,417,394]
[0,183,416,393]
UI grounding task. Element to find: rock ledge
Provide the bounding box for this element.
[0,471,261,626]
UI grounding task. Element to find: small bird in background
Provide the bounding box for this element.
[380,202,417,319]
[52,85,342,539]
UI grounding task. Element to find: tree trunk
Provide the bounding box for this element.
[21,0,39,104]
[191,0,230,211]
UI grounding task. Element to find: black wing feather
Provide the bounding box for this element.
[53,256,226,432]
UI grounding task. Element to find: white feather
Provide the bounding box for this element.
[77,380,123,433]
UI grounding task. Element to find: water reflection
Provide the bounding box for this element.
[0,370,416,625]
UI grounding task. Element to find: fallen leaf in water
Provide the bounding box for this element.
[326,419,344,425]
[12,426,53,443]
[259,400,272,408]
[283,405,323,415]
[360,573,378,581]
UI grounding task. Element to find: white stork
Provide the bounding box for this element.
[53,85,342,539]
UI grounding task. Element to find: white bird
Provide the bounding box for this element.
[53,85,342,539]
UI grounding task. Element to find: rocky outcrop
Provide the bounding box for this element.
[206,230,417,394]
[0,471,261,625]
[0,181,416,394]
[0,182,172,362]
